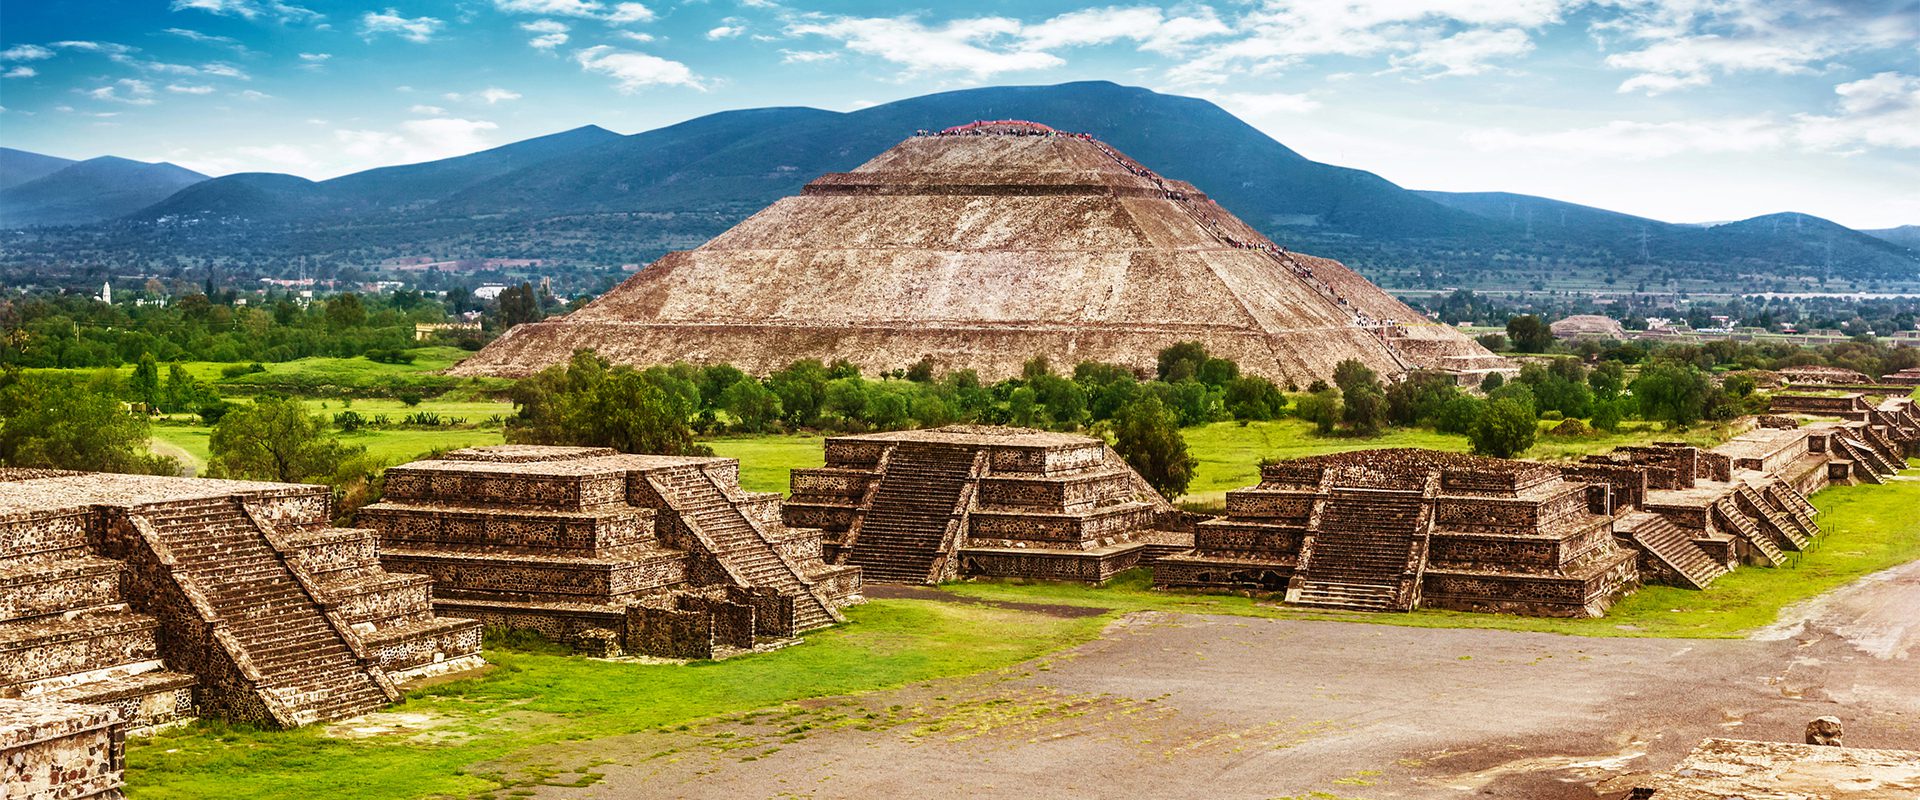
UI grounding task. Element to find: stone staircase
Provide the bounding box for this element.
[648,469,838,633]
[1735,485,1809,550]
[846,443,980,584]
[1763,483,1819,535]
[1837,437,1892,482]
[1710,498,1786,567]
[136,497,394,726]
[1622,512,1730,590]
[1289,490,1428,612]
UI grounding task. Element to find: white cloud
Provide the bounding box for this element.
[1794,72,1920,152]
[522,19,570,50]
[786,16,1061,79]
[163,28,248,53]
[85,79,158,105]
[444,87,523,104]
[233,89,272,100]
[1389,27,1534,77]
[607,3,653,23]
[3,66,36,79]
[336,118,500,165]
[494,0,602,18]
[573,45,703,91]
[410,104,448,114]
[361,9,443,43]
[779,49,837,64]
[1,44,55,61]
[52,41,137,56]
[707,25,744,40]
[168,0,321,23]
[1168,0,1569,85]
[299,52,330,61]
[616,31,655,43]
[1597,0,1920,95]
[166,83,215,93]
[199,62,249,79]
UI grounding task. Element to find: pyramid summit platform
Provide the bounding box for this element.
[452,121,1508,385]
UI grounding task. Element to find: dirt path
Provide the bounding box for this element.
[512,572,1920,800]
[148,438,200,476]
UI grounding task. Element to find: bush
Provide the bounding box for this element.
[1469,397,1538,458]
[364,348,417,365]
[1549,418,1592,437]
[398,391,423,407]
[333,410,366,433]
[1476,333,1508,352]
[220,362,268,379]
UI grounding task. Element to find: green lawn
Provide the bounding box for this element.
[125,600,1107,800]
[151,423,505,475]
[703,434,825,494]
[948,463,1920,639]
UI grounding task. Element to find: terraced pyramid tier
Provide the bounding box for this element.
[454,121,1508,385]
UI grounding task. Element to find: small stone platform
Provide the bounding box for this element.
[1156,449,1636,616]
[0,469,483,731]
[360,446,862,659]
[0,698,125,799]
[784,426,1186,585]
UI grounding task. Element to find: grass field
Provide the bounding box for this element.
[705,434,825,494]
[125,601,1107,800]
[151,422,505,475]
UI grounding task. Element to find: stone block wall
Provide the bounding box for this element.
[0,699,125,800]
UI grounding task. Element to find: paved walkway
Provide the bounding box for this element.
[520,567,1920,799]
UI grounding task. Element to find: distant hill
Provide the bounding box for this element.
[0,157,206,227]
[7,81,1917,286]
[0,148,76,191]
[138,125,623,223]
[1421,192,1918,278]
[1865,225,1920,249]
[435,83,1488,239]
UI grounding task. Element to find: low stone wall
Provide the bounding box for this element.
[961,545,1147,583]
[0,699,125,800]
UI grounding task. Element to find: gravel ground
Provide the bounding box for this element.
[517,562,1920,800]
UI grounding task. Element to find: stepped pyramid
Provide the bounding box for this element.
[453,121,1509,385]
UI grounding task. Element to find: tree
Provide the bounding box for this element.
[1506,315,1553,353]
[1224,375,1286,420]
[506,351,710,455]
[129,352,161,410]
[1112,394,1196,500]
[161,363,210,413]
[767,359,830,427]
[0,372,176,474]
[1296,388,1341,434]
[720,378,781,433]
[496,283,544,329]
[1342,383,1388,436]
[1631,362,1712,428]
[1469,397,1537,458]
[325,293,366,331]
[1156,341,1209,382]
[208,394,366,483]
[1332,359,1378,395]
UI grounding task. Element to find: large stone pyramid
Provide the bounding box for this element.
[453,121,1508,384]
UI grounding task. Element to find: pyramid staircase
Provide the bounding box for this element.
[646,468,839,633]
[1288,488,1430,612]
[1710,498,1786,568]
[1836,437,1893,483]
[133,497,397,727]
[844,443,983,584]
[1763,483,1819,536]
[1734,485,1809,551]
[1621,511,1730,590]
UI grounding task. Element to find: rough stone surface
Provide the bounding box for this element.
[361,446,863,659]
[0,698,124,800]
[452,125,1507,385]
[785,426,1183,585]
[1634,738,1919,799]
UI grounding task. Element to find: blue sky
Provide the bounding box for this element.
[1,0,1917,228]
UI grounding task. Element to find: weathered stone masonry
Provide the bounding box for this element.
[0,469,483,737]
[360,446,862,660]
[784,426,1188,585]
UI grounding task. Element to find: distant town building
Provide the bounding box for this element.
[414,322,482,341]
[1548,314,1626,340]
[473,284,508,301]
